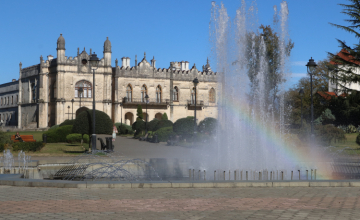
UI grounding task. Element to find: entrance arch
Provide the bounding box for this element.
[155,113,162,120]
[125,112,134,125]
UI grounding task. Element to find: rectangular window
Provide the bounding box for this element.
[75,89,78,98]
[88,89,91,98]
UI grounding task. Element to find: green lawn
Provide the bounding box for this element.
[329,133,360,155]
[6,131,44,142]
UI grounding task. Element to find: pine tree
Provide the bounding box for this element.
[329,0,360,92]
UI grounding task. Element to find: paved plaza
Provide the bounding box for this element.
[0,186,360,220]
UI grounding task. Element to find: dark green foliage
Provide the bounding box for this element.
[136,105,143,121]
[298,123,346,146]
[173,117,195,138]
[43,125,73,143]
[12,142,45,152]
[66,134,89,143]
[356,134,360,146]
[155,126,175,142]
[72,109,112,135]
[117,124,134,135]
[0,131,11,151]
[328,92,360,126]
[198,117,217,134]
[132,119,145,136]
[154,119,173,131]
[314,109,336,125]
[147,118,160,131]
[49,125,59,130]
[59,119,76,127]
[329,0,360,93]
[161,113,168,120]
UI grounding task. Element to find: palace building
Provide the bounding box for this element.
[0,34,219,129]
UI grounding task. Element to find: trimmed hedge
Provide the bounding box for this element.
[117,124,134,135]
[155,126,175,142]
[198,117,217,134]
[173,117,195,137]
[59,119,76,127]
[66,133,90,143]
[72,109,112,135]
[147,119,160,131]
[0,131,11,152]
[49,124,59,130]
[154,119,173,131]
[12,141,45,152]
[132,119,145,136]
[43,125,73,143]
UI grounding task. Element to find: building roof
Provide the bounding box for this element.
[316,91,346,100]
[330,49,360,65]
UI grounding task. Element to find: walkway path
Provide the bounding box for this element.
[0,186,359,219]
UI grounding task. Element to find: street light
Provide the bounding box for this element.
[145,94,149,133]
[306,57,317,137]
[299,88,304,128]
[193,77,199,134]
[89,52,99,152]
[67,106,70,120]
[71,99,74,120]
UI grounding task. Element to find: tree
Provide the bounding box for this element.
[72,109,113,137]
[245,25,294,108]
[161,113,168,120]
[136,105,143,121]
[329,0,360,93]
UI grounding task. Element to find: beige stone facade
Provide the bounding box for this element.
[13,35,218,128]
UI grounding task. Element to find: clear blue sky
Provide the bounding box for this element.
[0,0,356,87]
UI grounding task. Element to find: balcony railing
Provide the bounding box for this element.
[187,100,204,106]
[122,98,170,109]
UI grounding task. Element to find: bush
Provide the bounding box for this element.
[162,113,168,120]
[0,131,11,151]
[43,125,73,143]
[316,124,346,145]
[155,126,175,142]
[132,119,145,136]
[49,124,59,130]
[173,117,195,138]
[357,134,360,146]
[12,141,45,152]
[66,133,90,143]
[59,119,76,127]
[117,124,133,135]
[154,119,173,131]
[198,117,217,134]
[146,119,160,132]
[346,124,357,133]
[72,109,112,136]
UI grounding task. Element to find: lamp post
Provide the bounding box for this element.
[71,99,74,120]
[306,57,317,137]
[299,89,304,128]
[193,77,199,134]
[67,106,70,120]
[145,94,149,133]
[89,52,99,152]
[78,88,83,107]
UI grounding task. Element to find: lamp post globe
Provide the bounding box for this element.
[306,57,317,138]
[88,52,100,153]
[299,88,304,128]
[193,77,199,134]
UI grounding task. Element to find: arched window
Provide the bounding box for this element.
[75,80,92,98]
[126,84,132,102]
[209,88,216,103]
[191,87,196,104]
[141,85,147,102]
[156,85,162,103]
[173,86,179,101]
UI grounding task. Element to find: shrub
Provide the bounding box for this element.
[49,124,59,130]
[161,113,168,120]
[43,125,73,143]
[357,134,360,146]
[173,117,195,138]
[59,119,75,127]
[147,119,160,132]
[132,119,145,136]
[346,124,357,133]
[72,109,112,136]
[66,133,90,143]
[316,124,346,145]
[117,124,133,135]
[198,117,217,134]
[12,141,45,152]
[154,119,173,131]
[155,126,175,142]
[0,131,11,152]
[136,105,143,120]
